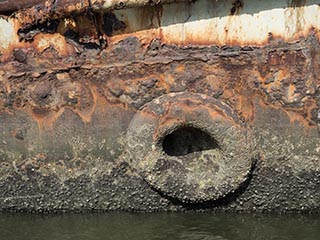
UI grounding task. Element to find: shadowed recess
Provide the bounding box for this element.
[162,126,219,156]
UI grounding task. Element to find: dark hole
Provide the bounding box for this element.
[102,12,126,36]
[230,6,237,15]
[18,19,59,41]
[40,94,49,99]
[162,126,219,156]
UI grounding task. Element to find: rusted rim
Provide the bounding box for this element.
[126,92,256,203]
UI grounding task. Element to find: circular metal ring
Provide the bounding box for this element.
[126,92,256,203]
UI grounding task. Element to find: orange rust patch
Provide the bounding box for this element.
[139,109,159,120]
[158,74,171,92]
[237,93,255,122]
[207,109,233,124]
[287,83,297,102]
[33,33,75,56]
[155,117,184,139]
[176,64,185,73]
[29,106,65,129]
[286,110,314,129]
[72,85,98,123]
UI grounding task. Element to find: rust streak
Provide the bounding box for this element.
[29,106,65,129]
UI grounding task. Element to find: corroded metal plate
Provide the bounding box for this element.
[126,92,256,202]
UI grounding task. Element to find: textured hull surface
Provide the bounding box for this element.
[0,0,319,212]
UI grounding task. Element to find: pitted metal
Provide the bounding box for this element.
[126,92,257,202]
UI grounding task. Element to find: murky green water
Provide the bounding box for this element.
[0,212,319,240]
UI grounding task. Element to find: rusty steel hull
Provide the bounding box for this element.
[0,0,319,212]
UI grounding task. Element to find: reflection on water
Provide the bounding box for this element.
[0,212,319,240]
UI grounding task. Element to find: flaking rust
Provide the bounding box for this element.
[0,0,319,212]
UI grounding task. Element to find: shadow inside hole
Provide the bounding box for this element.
[162,126,219,156]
